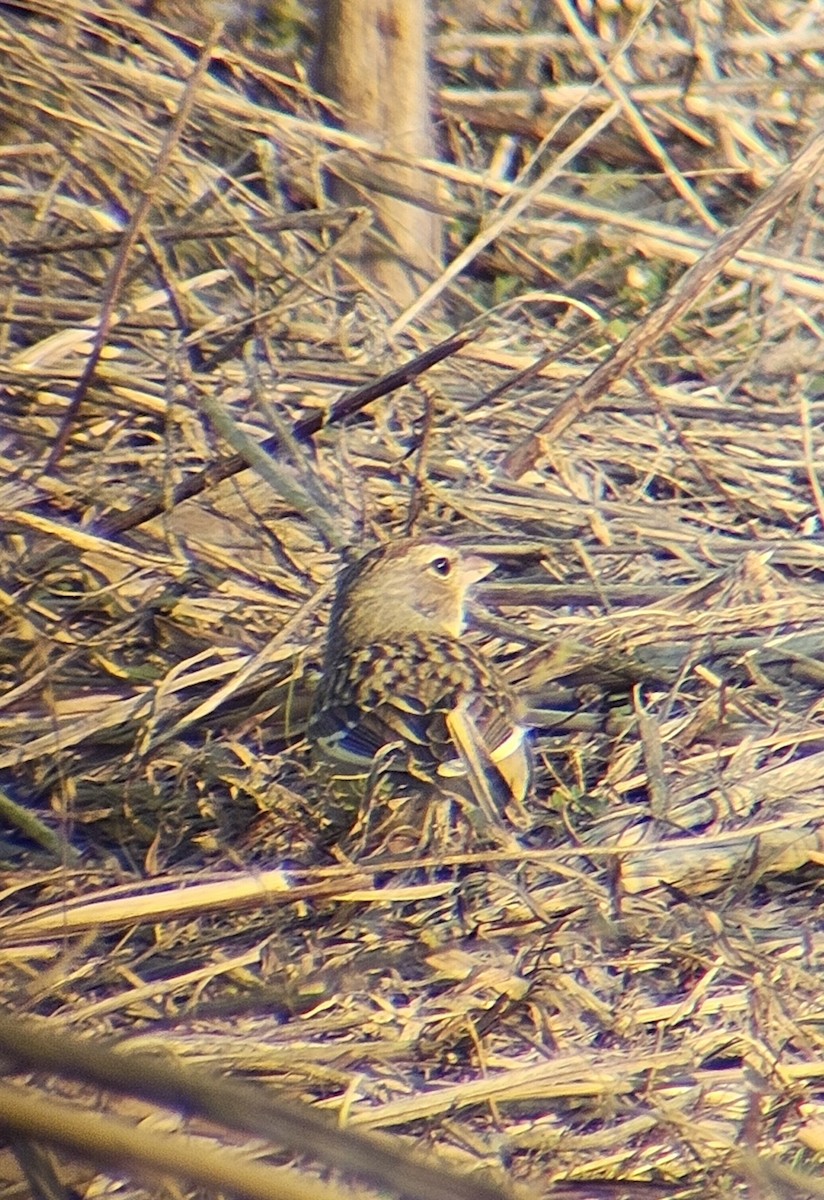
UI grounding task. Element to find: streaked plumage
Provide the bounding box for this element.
[308,538,532,840]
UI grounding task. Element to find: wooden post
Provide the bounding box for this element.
[316,0,443,308]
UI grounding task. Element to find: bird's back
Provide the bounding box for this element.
[310,632,532,806]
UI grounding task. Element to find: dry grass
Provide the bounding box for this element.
[2,1,824,1197]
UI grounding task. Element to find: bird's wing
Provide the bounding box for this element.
[310,637,532,809]
[444,699,532,829]
[309,694,427,770]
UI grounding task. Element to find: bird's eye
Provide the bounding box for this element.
[430,556,452,576]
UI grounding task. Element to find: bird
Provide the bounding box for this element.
[308,537,532,848]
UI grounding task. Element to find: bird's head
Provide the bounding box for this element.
[328,538,494,652]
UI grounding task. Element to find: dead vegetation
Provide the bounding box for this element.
[2,1,824,1197]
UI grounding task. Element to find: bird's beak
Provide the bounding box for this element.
[461,554,496,584]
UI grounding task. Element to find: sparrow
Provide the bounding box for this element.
[308,537,532,843]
